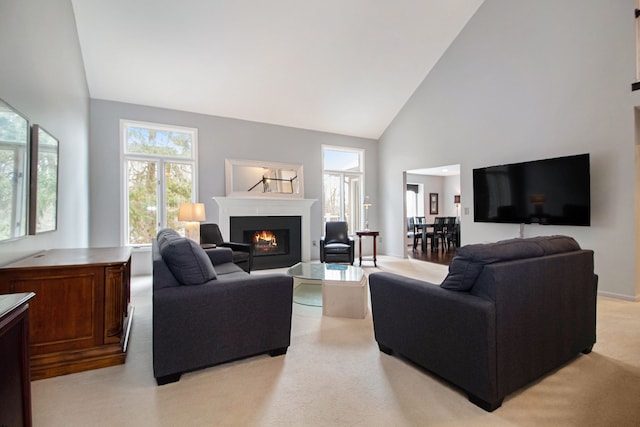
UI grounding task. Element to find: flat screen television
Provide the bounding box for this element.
[473,154,590,226]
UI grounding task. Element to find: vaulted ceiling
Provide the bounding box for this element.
[71,1,484,139]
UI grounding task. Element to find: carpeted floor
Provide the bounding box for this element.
[31,256,640,426]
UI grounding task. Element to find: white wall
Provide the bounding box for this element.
[443,176,461,218]
[0,0,89,265]
[89,100,378,271]
[378,0,639,300]
[406,174,442,222]
[405,174,460,220]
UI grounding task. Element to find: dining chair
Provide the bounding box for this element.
[444,216,459,252]
[432,217,447,252]
[407,217,419,250]
[414,216,426,251]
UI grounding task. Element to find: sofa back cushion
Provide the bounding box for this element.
[157,229,217,285]
[441,236,580,292]
[528,235,581,254]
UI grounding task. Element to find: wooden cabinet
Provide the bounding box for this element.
[0,292,35,427]
[0,248,132,380]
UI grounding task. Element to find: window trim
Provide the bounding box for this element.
[120,119,199,246]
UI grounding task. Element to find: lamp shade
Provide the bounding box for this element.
[454,195,461,204]
[178,203,206,222]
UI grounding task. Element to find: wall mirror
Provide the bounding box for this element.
[225,158,304,198]
[29,124,59,234]
[0,98,29,242]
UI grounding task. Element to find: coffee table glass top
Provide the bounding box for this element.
[287,262,365,282]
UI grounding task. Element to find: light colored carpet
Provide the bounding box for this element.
[31,256,640,426]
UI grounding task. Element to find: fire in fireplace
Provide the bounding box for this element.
[246,229,289,256]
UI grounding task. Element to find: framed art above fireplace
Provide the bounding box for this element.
[225,158,304,199]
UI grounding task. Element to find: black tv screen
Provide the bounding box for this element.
[473,154,590,226]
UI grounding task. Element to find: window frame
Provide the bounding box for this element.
[120,119,198,246]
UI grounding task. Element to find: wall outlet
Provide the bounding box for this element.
[312,240,317,246]
[464,207,469,215]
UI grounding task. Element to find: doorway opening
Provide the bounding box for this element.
[404,164,461,265]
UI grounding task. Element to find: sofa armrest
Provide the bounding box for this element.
[221,242,252,254]
[203,246,234,265]
[369,272,497,401]
[154,274,292,326]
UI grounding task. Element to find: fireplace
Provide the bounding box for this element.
[230,216,301,270]
[213,197,315,263]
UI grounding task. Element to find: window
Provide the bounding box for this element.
[322,146,364,234]
[0,102,28,241]
[121,120,197,245]
[406,183,423,219]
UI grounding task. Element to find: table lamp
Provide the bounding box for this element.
[178,202,206,243]
[363,196,372,231]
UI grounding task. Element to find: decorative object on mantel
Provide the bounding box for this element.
[248,174,298,193]
[178,202,205,243]
[363,195,372,231]
[225,158,304,198]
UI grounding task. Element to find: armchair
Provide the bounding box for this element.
[200,223,253,272]
[320,221,354,264]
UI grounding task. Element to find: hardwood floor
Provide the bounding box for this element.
[407,243,456,266]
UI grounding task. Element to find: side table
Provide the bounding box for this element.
[356,230,379,267]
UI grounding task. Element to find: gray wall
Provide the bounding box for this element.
[0,0,89,265]
[89,100,378,265]
[379,0,639,300]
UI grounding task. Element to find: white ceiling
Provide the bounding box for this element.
[71,0,484,139]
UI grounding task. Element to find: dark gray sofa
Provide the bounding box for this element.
[369,235,597,411]
[152,229,293,385]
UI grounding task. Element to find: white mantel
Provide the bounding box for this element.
[213,197,316,262]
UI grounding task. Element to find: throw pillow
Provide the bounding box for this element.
[160,236,217,285]
[157,228,181,249]
[440,256,484,291]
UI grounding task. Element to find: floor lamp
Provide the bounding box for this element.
[178,202,206,244]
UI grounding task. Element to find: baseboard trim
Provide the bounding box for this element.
[598,291,638,302]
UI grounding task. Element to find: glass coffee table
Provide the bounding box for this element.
[287,262,368,319]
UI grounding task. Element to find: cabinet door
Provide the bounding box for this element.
[0,303,32,427]
[6,268,104,354]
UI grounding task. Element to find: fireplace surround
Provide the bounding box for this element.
[213,197,316,266]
